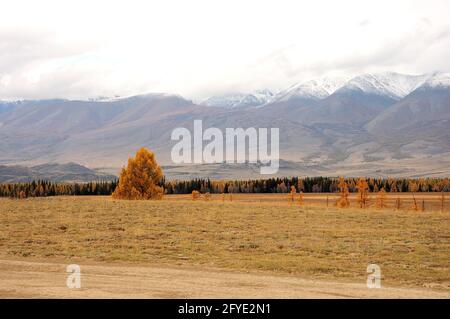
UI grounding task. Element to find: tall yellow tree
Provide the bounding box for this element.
[112,148,164,200]
[375,188,387,209]
[337,177,350,208]
[375,187,386,209]
[298,191,304,206]
[356,178,369,208]
[289,185,297,202]
[409,181,419,211]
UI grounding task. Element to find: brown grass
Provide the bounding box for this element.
[166,192,450,210]
[0,195,449,290]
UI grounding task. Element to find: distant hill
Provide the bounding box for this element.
[0,163,116,183]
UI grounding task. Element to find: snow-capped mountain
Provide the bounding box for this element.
[271,76,351,102]
[340,72,429,100]
[366,72,450,135]
[1,71,448,178]
[201,90,274,108]
[420,72,450,89]
[202,72,437,108]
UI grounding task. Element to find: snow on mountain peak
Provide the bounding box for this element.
[201,90,274,108]
[201,72,448,109]
[422,72,450,89]
[272,76,351,102]
[342,72,428,99]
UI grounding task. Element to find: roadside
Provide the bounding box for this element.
[0,259,448,298]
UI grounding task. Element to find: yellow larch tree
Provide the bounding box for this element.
[289,185,297,202]
[356,177,369,208]
[375,188,387,209]
[112,148,164,200]
[298,191,304,206]
[337,177,350,208]
[192,190,200,200]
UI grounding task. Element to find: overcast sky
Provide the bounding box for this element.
[1,0,450,100]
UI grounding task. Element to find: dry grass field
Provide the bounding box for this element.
[166,192,450,211]
[0,193,449,297]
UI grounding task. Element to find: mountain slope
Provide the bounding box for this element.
[296,87,397,126]
[0,94,194,135]
[0,163,116,183]
[258,73,428,126]
[289,73,431,126]
[367,74,450,136]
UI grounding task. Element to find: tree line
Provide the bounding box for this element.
[164,177,449,194]
[0,177,448,199]
[0,180,118,199]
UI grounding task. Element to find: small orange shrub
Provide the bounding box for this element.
[192,190,201,200]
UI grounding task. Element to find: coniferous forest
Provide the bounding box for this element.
[0,177,449,199]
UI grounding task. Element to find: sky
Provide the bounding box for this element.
[1,0,450,101]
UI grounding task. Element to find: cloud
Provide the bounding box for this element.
[359,20,371,27]
[0,0,449,100]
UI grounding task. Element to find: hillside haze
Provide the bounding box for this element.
[0,72,449,180]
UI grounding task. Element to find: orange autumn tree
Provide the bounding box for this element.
[112,148,164,200]
[289,185,297,202]
[192,190,200,200]
[356,178,369,208]
[375,188,387,209]
[337,177,350,208]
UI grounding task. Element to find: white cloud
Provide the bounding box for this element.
[1,0,449,100]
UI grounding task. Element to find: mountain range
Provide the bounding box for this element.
[0,72,449,180]
[0,163,116,183]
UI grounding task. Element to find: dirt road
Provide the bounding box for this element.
[0,259,448,298]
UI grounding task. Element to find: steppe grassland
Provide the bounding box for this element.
[0,194,449,290]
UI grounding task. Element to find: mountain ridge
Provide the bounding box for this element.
[200,72,440,108]
[0,163,116,183]
[0,72,449,178]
